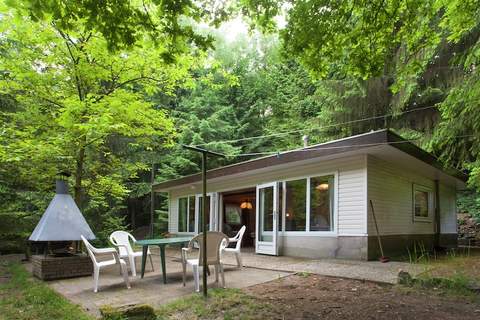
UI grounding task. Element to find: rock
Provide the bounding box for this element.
[458,214,480,246]
[467,283,480,294]
[100,304,156,320]
[397,270,414,285]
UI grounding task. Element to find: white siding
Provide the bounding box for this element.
[168,154,367,236]
[367,155,457,235]
[439,184,457,234]
[168,191,177,233]
[337,160,367,235]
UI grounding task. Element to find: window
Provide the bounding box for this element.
[413,185,433,221]
[188,196,195,232]
[285,179,307,231]
[281,174,335,233]
[178,196,195,232]
[310,175,334,231]
[197,195,211,232]
[178,198,188,232]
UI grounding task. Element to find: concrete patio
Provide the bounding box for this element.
[222,247,427,284]
[36,248,290,317]
[21,246,425,317]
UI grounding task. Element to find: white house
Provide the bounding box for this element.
[153,129,466,260]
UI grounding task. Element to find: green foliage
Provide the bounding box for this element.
[0,263,94,320]
[457,190,480,221]
[253,0,480,190]
[8,0,233,54]
[1,0,479,248]
[0,2,194,245]
[402,273,478,298]
[407,241,432,264]
[100,304,156,320]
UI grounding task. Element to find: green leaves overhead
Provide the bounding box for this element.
[11,0,224,54]
[282,0,435,80]
[0,2,197,239]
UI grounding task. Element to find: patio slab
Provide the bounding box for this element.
[19,247,425,317]
[220,247,426,284]
[40,249,290,317]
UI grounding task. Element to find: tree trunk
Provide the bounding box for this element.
[74,145,85,208]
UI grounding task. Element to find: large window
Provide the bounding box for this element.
[310,175,334,231]
[178,194,214,233]
[178,196,195,232]
[197,195,211,232]
[188,196,195,232]
[285,179,307,231]
[283,174,335,233]
[178,198,188,232]
[413,185,433,221]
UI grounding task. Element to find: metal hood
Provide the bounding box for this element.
[29,180,96,241]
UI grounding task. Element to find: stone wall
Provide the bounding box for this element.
[32,254,93,280]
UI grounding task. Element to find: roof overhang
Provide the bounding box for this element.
[153,129,467,192]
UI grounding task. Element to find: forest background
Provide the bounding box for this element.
[1,0,479,251]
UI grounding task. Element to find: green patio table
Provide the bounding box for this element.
[136,237,192,284]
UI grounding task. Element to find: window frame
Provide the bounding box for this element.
[283,177,308,232]
[281,171,338,236]
[195,193,215,233]
[412,184,434,223]
[177,195,196,235]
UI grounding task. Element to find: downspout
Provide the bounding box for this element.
[434,180,441,248]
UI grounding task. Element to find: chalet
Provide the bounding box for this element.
[153,129,465,260]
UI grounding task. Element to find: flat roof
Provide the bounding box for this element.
[153,129,467,191]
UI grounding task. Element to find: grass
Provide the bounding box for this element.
[156,288,272,320]
[400,247,480,298]
[0,262,93,320]
[413,273,478,297]
[296,271,311,278]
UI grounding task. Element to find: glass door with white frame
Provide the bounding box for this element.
[196,193,217,233]
[255,182,279,255]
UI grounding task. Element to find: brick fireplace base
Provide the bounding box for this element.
[32,254,93,280]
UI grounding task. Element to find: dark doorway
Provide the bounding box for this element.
[221,188,256,247]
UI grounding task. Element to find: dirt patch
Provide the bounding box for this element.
[244,274,480,320]
[0,270,10,285]
[0,263,11,285]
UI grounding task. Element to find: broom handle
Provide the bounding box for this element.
[369,200,385,257]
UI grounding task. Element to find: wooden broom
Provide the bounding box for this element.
[369,200,389,263]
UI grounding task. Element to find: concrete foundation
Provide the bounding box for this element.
[367,233,458,260]
[278,233,458,261]
[279,235,368,260]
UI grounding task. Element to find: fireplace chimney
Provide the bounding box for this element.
[29,179,95,242]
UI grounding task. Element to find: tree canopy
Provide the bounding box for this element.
[1,0,480,251]
[0,2,197,243]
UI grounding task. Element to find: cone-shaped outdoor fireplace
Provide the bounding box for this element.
[29,179,95,242]
[29,178,96,280]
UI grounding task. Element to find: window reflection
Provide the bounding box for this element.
[310,176,334,231]
[285,179,307,231]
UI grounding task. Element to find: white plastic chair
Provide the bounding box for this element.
[109,231,154,277]
[181,232,229,292]
[81,235,131,293]
[224,225,246,268]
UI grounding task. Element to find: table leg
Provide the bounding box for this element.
[160,245,167,284]
[141,245,148,279]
